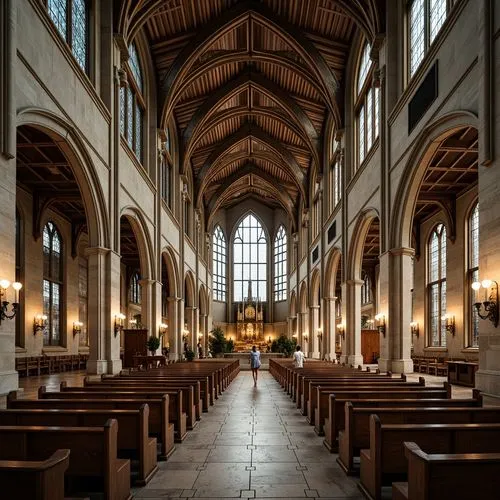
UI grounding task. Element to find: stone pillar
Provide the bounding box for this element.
[167,297,179,360]
[0,0,18,395]
[324,297,337,361]
[184,306,197,351]
[139,279,161,352]
[298,311,309,355]
[310,305,320,359]
[86,247,122,374]
[199,313,207,358]
[378,249,414,373]
[345,279,364,367]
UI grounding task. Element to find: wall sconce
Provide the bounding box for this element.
[367,319,375,329]
[410,321,419,338]
[441,314,455,335]
[268,336,272,343]
[33,314,47,335]
[0,279,22,325]
[337,323,345,339]
[375,314,386,337]
[129,318,137,329]
[114,313,126,336]
[159,323,168,335]
[73,321,83,336]
[472,279,499,327]
[303,333,309,343]
[317,327,323,341]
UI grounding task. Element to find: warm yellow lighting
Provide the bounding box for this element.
[482,279,493,289]
[0,279,11,290]
[471,281,481,291]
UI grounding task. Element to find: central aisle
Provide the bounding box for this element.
[133,370,363,499]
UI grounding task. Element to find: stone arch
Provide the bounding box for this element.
[390,111,478,250]
[290,290,297,317]
[184,271,196,307]
[162,246,181,298]
[299,281,308,313]
[347,208,380,280]
[324,248,342,298]
[199,284,208,316]
[16,108,109,249]
[310,269,321,306]
[120,207,155,280]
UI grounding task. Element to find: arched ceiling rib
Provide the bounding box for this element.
[117,0,384,218]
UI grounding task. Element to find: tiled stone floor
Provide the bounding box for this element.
[132,370,364,500]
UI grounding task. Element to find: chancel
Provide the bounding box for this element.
[1,0,500,499]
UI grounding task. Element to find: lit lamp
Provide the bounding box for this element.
[73,321,83,336]
[317,327,323,341]
[472,279,499,327]
[375,314,386,336]
[441,314,455,335]
[183,323,189,342]
[303,333,309,343]
[0,279,22,325]
[159,323,168,335]
[114,313,126,336]
[410,321,419,338]
[33,314,47,335]
[129,318,138,329]
[367,319,375,329]
[337,323,345,339]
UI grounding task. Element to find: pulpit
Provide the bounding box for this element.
[122,328,148,368]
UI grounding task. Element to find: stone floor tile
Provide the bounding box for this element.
[252,445,298,463]
[206,445,252,462]
[144,470,199,490]
[168,446,211,463]
[251,462,307,485]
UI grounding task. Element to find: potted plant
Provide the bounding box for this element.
[146,335,160,356]
[208,326,227,358]
[270,335,297,357]
[185,348,195,362]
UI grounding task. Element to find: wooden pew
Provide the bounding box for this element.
[321,387,454,452]
[17,390,181,450]
[359,416,500,500]
[310,379,429,431]
[0,448,70,500]
[0,419,131,500]
[392,442,500,500]
[61,381,198,430]
[0,404,158,485]
[339,403,500,474]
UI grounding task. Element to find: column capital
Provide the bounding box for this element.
[323,296,337,302]
[346,279,364,286]
[84,246,111,257]
[389,247,415,257]
[167,296,180,303]
[309,305,320,310]
[185,306,198,311]
[138,278,157,287]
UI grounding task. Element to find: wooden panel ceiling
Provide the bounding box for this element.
[121,0,382,218]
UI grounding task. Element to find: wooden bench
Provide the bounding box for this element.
[321,387,455,452]
[0,448,70,500]
[359,416,500,500]
[339,402,500,474]
[45,385,188,439]
[0,404,158,485]
[0,418,131,500]
[392,442,500,500]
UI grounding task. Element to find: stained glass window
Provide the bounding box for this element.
[129,272,141,304]
[213,225,226,301]
[408,0,451,77]
[356,43,379,168]
[15,210,22,346]
[469,203,479,348]
[274,226,287,302]
[43,222,63,346]
[47,0,89,73]
[428,223,447,347]
[120,43,144,163]
[330,154,342,212]
[78,256,88,346]
[233,214,268,302]
[361,271,372,305]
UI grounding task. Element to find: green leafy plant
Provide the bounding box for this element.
[271,335,297,357]
[185,348,195,361]
[146,335,160,354]
[208,326,228,356]
[225,338,235,353]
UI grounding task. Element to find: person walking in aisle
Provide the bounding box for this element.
[250,345,261,386]
[293,345,305,368]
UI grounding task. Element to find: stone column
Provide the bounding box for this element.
[324,297,337,361]
[345,279,364,367]
[199,313,207,358]
[184,306,197,351]
[310,305,320,359]
[167,297,179,360]
[139,279,161,352]
[86,247,122,374]
[298,311,308,355]
[378,248,414,373]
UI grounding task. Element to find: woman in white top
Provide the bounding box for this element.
[249,345,261,386]
[293,345,305,368]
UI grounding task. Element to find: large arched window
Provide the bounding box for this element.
[43,222,63,346]
[213,225,226,301]
[468,203,479,348]
[274,225,287,302]
[15,210,23,347]
[408,0,450,78]
[120,43,144,161]
[428,223,447,347]
[47,0,89,73]
[233,214,267,301]
[361,271,372,305]
[356,43,380,167]
[161,127,173,210]
[129,272,141,304]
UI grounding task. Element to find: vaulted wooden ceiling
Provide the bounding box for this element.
[117,0,383,221]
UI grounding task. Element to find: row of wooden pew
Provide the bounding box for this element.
[15,354,89,376]
[269,359,500,500]
[0,359,239,500]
